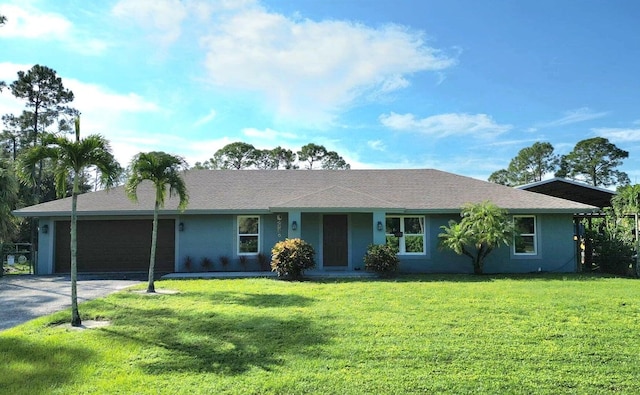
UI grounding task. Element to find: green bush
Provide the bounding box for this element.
[364,243,399,276]
[271,238,316,279]
[587,228,635,276]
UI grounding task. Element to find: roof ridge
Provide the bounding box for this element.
[271,184,400,209]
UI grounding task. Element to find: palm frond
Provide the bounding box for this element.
[126,151,189,211]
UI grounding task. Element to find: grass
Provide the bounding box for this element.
[1,274,640,394]
[2,261,33,275]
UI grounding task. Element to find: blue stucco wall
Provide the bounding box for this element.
[397,213,577,274]
[175,212,578,273]
[36,217,54,274]
[351,213,373,270]
[176,213,289,272]
[36,211,577,275]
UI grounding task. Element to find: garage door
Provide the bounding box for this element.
[55,219,175,273]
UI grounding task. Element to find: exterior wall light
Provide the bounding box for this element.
[179,222,184,232]
[377,221,383,231]
[291,221,298,231]
[42,224,49,234]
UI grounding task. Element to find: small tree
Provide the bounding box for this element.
[438,201,515,274]
[126,151,189,293]
[17,117,121,326]
[364,244,399,276]
[271,238,316,279]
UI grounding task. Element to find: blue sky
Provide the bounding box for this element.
[1,0,639,182]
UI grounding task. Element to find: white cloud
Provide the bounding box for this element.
[193,109,217,127]
[112,0,188,47]
[63,79,160,164]
[0,3,108,55]
[242,127,297,141]
[592,127,640,142]
[199,4,456,126]
[0,4,71,39]
[367,140,386,151]
[379,112,511,138]
[65,79,159,114]
[0,62,31,117]
[536,107,609,128]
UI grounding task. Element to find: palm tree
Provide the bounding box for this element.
[17,118,121,326]
[438,201,514,274]
[126,152,188,293]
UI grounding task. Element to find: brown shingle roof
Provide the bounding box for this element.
[13,169,597,217]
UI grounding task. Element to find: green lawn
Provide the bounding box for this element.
[2,274,639,394]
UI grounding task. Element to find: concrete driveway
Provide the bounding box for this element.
[0,275,142,331]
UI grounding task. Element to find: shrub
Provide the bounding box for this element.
[200,257,214,271]
[587,228,635,276]
[238,255,248,269]
[219,255,230,270]
[271,238,316,279]
[364,243,399,276]
[183,255,193,272]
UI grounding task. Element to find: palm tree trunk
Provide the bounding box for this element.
[473,245,484,274]
[147,201,159,293]
[70,171,81,326]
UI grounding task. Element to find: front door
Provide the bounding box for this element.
[323,215,348,268]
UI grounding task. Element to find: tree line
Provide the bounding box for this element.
[194,142,350,170]
[488,139,630,188]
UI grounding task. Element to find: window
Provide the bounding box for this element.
[385,216,426,255]
[238,216,259,254]
[514,216,536,255]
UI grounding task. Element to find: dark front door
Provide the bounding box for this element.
[323,215,348,268]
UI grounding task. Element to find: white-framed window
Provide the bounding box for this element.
[385,215,426,255]
[238,215,260,255]
[514,215,536,255]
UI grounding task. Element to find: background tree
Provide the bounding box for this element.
[272,146,298,169]
[212,142,256,169]
[438,201,515,274]
[9,65,77,152]
[252,149,279,169]
[321,151,350,170]
[5,65,79,248]
[0,15,5,92]
[487,169,514,186]
[126,152,189,293]
[611,184,640,276]
[0,159,19,243]
[196,142,348,170]
[297,143,327,169]
[17,117,121,326]
[488,142,558,186]
[555,137,629,187]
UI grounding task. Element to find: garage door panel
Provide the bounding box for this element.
[55,220,175,273]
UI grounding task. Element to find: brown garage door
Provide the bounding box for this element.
[55,219,175,273]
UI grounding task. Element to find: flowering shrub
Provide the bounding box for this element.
[271,238,316,279]
[364,244,399,276]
